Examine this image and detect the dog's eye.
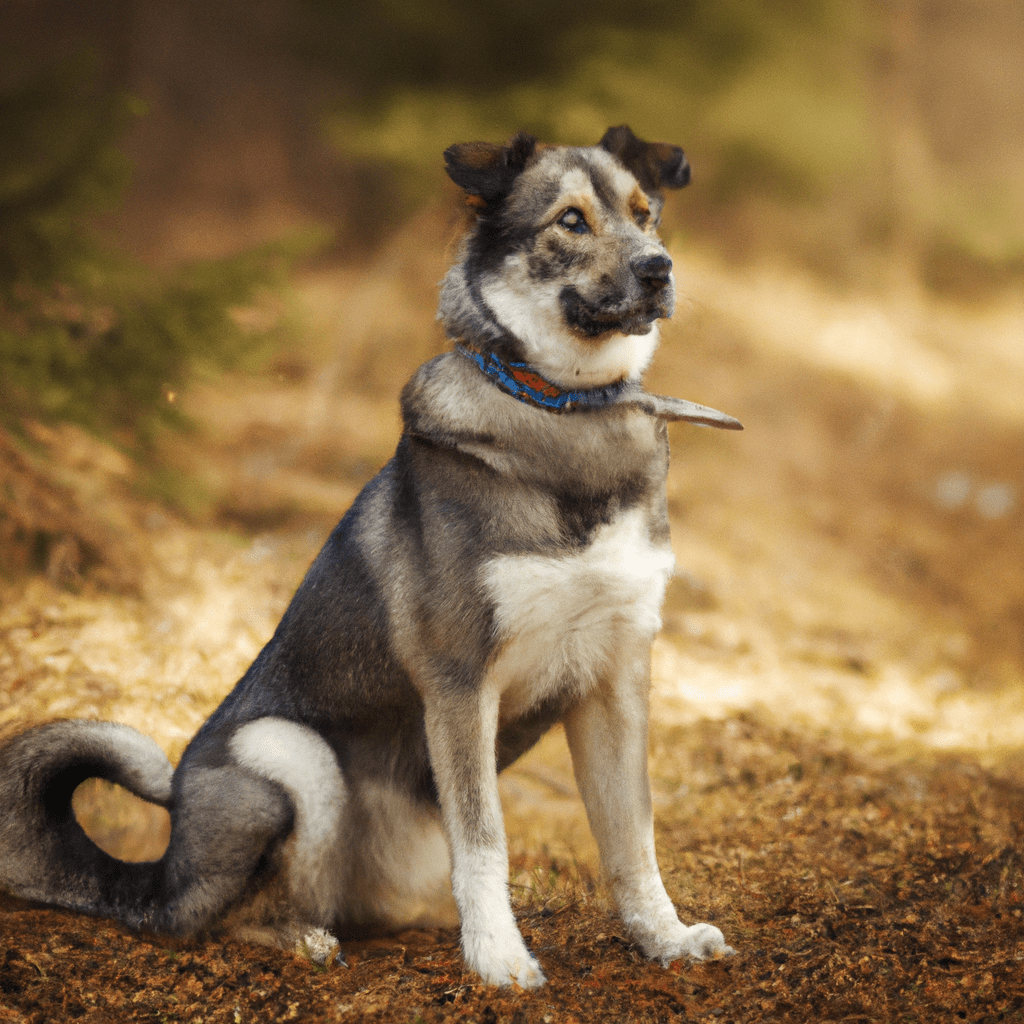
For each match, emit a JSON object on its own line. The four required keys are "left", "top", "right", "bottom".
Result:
{"left": 634, "top": 208, "right": 651, "bottom": 228}
{"left": 558, "top": 208, "right": 590, "bottom": 234}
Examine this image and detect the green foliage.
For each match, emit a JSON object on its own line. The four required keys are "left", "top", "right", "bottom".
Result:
{"left": 0, "top": 55, "right": 314, "bottom": 446}
{"left": 0, "top": 54, "right": 133, "bottom": 286}
{"left": 307, "top": 0, "right": 869, "bottom": 218}
{"left": 299, "top": 0, "right": 773, "bottom": 100}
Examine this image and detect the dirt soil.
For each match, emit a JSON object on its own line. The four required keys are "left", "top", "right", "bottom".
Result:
{"left": 1, "top": 215, "right": 1023, "bottom": 1022}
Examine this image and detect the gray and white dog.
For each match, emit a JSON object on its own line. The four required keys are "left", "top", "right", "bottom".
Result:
{"left": 0, "top": 126, "right": 740, "bottom": 988}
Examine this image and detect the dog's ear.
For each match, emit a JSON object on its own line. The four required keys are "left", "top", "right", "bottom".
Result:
{"left": 599, "top": 125, "right": 690, "bottom": 193}
{"left": 444, "top": 131, "right": 537, "bottom": 205}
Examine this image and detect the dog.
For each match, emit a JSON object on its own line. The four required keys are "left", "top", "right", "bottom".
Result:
{"left": 0, "top": 125, "right": 741, "bottom": 988}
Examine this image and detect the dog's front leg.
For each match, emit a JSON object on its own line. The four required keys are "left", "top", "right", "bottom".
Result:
{"left": 564, "top": 666, "right": 733, "bottom": 964}
{"left": 423, "top": 690, "right": 546, "bottom": 988}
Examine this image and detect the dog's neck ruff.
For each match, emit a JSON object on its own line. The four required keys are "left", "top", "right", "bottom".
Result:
{"left": 456, "top": 344, "right": 638, "bottom": 412}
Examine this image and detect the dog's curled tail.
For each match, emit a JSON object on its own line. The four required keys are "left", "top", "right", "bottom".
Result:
{"left": 0, "top": 720, "right": 172, "bottom": 924}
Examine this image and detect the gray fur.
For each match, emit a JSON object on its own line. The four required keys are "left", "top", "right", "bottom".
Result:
{"left": 0, "top": 127, "right": 739, "bottom": 986}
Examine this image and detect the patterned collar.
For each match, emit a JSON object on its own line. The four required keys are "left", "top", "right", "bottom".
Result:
{"left": 456, "top": 344, "right": 637, "bottom": 412}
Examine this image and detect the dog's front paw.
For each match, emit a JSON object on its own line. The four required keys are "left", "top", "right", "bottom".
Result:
{"left": 673, "top": 922, "right": 734, "bottom": 963}
{"left": 462, "top": 930, "right": 547, "bottom": 988}
{"left": 627, "top": 917, "right": 734, "bottom": 965}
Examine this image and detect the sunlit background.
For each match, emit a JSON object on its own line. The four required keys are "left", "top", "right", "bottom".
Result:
{"left": 1, "top": 0, "right": 1022, "bottom": 791}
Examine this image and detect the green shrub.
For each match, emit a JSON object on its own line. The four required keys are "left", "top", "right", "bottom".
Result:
{"left": 0, "top": 54, "right": 312, "bottom": 448}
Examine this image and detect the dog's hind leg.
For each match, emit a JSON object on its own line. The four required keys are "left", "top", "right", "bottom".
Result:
{"left": 156, "top": 717, "right": 346, "bottom": 957}
{"left": 563, "top": 654, "right": 733, "bottom": 964}
{"left": 227, "top": 718, "right": 346, "bottom": 925}
{"left": 423, "top": 689, "right": 546, "bottom": 989}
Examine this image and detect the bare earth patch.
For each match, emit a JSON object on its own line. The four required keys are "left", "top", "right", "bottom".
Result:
{"left": 1, "top": 719, "right": 1021, "bottom": 1023}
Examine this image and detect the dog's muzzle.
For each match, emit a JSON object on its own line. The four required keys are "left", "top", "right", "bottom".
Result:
{"left": 560, "top": 250, "right": 675, "bottom": 338}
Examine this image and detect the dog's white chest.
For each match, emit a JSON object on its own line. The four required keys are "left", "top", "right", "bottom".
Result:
{"left": 481, "top": 508, "right": 674, "bottom": 717}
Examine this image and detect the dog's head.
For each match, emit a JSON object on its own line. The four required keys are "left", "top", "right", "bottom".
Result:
{"left": 439, "top": 126, "right": 690, "bottom": 389}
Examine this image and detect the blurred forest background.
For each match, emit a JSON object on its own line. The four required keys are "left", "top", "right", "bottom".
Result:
{"left": 2, "top": 7, "right": 1023, "bottom": 1017}
{"left": 1, "top": 0, "right": 1022, "bottom": 755}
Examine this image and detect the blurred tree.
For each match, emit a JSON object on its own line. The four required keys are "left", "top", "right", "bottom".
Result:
{"left": 0, "top": 54, "right": 306, "bottom": 445}
{"left": 296, "top": 0, "right": 767, "bottom": 100}
{"left": 296, "top": 0, "right": 869, "bottom": 245}
{"left": 0, "top": 53, "right": 317, "bottom": 586}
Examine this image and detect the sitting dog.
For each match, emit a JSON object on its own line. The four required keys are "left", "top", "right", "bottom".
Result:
{"left": 0, "top": 125, "right": 740, "bottom": 988}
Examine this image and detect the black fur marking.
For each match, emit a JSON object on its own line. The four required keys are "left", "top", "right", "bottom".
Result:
{"left": 555, "top": 473, "right": 650, "bottom": 546}
{"left": 599, "top": 125, "right": 690, "bottom": 194}
{"left": 559, "top": 284, "right": 666, "bottom": 338}
{"left": 444, "top": 132, "right": 537, "bottom": 204}
{"left": 585, "top": 161, "right": 623, "bottom": 218}
{"left": 527, "top": 237, "right": 593, "bottom": 282}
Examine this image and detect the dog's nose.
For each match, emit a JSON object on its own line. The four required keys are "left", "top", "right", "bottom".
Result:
{"left": 633, "top": 253, "right": 673, "bottom": 290}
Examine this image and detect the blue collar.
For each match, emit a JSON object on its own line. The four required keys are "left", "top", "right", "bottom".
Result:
{"left": 456, "top": 344, "right": 637, "bottom": 412}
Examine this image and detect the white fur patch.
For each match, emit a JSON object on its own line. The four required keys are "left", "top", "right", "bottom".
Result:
{"left": 451, "top": 836, "right": 546, "bottom": 988}
{"left": 229, "top": 718, "right": 345, "bottom": 922}
{"left": 343, "top": 781, "right": 457, "bottom": 930}
{"left": 481, "top": 268, "right": 661, "bottom": 389}
{"left": 294, "top": 926, "right": 340, "bottom": 966}
{"left": 482, "top": 509, "right": 674, "bottom": 720}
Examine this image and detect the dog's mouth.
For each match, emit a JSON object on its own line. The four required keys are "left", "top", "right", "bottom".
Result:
{"left": 559, "top": 285, "right": 673, "bottom": 339}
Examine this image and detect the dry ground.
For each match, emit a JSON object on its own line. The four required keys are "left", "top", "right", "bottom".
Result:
{"left": 1, "top": 215, "right": 1023, "bottom": 1021}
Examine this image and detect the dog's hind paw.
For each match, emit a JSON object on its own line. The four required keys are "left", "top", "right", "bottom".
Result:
{"left": 294, "top": 927, "right": 341, "bottom": 966}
